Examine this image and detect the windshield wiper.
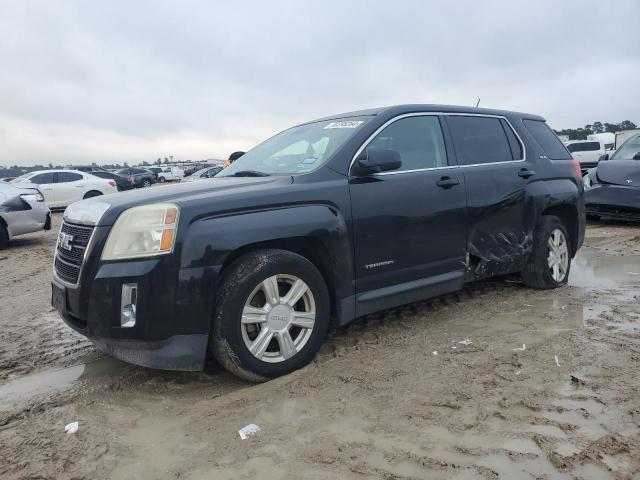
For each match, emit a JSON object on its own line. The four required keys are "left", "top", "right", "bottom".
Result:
{"left": 230, "top": 170, "right": 270, "bottom": 177}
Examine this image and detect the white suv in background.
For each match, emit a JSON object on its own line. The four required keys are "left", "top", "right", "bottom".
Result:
{"left": 564, "top": 140, "right": 612, "bottom": 171}
{"left": 10, "top": 170, "right": 118, "bottom": 208}
{"left": 157, "top": 166, "right": 184, "bottom": 182}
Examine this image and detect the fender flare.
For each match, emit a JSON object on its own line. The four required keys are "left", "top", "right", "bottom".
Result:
{"left": 175, "top": 204, "right": 355, "bottom": 333}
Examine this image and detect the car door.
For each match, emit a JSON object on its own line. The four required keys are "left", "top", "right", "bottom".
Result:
{"left": 583, "top": 141, "right": 602, "bottom": 164}
{"left": 349, "top": 114, "right": 467, "bottom": 316}
{"left": 28, "top": 172, "right": 56, "bottom": 206}
{"left": 54, "top": 171, "right": 86, "bottom": 206}
{"left": 445, "top": 114, "right": 530, "bottom": 278}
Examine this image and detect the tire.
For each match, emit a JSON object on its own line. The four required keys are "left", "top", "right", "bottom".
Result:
{"left": 83, "top": 190, "right": 102, "bottom": 199}
{"left": 142, "top": 180, "right": 151, "bottom": 187}
{"left": 159, "top": 177, "right": 166, "bottom": 183}
{"left": 522, "top": 215, "right": 571, "bottom": 289}
{"left": 0, "top": 222, "right": 8, "bottom": 250}
{"left": 211, "top": 249, "right": 330, "bottom": 382}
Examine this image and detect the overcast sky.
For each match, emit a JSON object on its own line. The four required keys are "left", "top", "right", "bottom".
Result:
{"left": 1, "top": 0, "right": 639, "bottom": 166}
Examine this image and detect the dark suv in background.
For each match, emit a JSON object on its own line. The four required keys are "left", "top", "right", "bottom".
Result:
{"left": 52, "top": 104, "right": 585, "bottom": 381}
{"left": 116, "top": 167, "right": 156, "bottom": 188}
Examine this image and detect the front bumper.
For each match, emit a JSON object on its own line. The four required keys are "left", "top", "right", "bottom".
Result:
{"left": 585, "top": 184, "right": 640, "bottom": 220}
{"left": 52, "top": 233, "right": 217, "bottom": 371}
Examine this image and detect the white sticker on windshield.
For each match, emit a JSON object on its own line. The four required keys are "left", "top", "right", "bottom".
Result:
{"left": 324, "top": 121, "right": 364, "bottom": 129}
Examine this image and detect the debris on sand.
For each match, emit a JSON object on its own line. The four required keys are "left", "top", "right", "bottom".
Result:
{"left": 555, "top": 355, "right": 561, "bottom": 367}
{"left": 570, "top": 374, "right": 587, "bottom": 386}
{"left": 238, "top": 424, "right": 260, "bottom": 440}
{"left": 432, "top": 351, "right": 438, "bottom": 356}
{"left": 458, "top": 338, "right": 472, "bottom": 346}
{"left": 65, "top": 422, "right": 79, "bottom": 434}
{"left": 513, "top": 344, "right": 526, "bottom": 351}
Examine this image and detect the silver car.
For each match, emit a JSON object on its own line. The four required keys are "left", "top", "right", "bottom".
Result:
{"left": 0, "top": 182, "right": 51, "bottom": 249}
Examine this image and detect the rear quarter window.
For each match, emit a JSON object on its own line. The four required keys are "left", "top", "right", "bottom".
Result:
{"left": 523, "top": 120, "right": 572, "bottom": 160}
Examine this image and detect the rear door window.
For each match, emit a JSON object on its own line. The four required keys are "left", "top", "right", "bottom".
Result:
{"left": 523, "top": 120, "right": 572, "bottom": 160}
{"left": 367, "top": 115, "right": 448, "bottom": 171}
{"left": 447, "top": 116, "right": 514, "bottom": 165}
{"left": 583, "top": 142, "right": 600, "bottom": 151}
{"left": 57, "top": 172, "right": 83, "bottom": 183}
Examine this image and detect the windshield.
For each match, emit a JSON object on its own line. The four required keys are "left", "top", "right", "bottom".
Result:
{"left": 611, "top": 135, "right": 640, "bottom": 160}
{"left": 219, "top": 116, "right": 371, "bottom": 176}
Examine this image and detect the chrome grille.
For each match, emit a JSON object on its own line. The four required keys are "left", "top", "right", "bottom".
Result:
{"left": 54, "top": 221, "right": 95, "bottom": 284}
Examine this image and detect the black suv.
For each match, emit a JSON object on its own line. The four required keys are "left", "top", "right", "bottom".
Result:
{"left": 116, "top": 167, "right": 156, "bottom": 188}
{"left": 52, "top": 105, "right": 585, "bottom": 381}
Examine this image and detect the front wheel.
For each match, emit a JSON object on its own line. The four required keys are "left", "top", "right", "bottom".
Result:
{"left": 159, "top": 177, "right": 166, "bottom": 183}
{"left": 142, "top": 180, "right": 151, "bottom": 187}
{"left": 522, "top": 215, "right": 571, "bottom": 289}
{"left": 210, "top": 249, "right": 330, "bottom": 382}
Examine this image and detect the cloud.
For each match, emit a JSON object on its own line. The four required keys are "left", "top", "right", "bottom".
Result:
{"left": 1, "top": 0, "right": 639, "bottom": 165}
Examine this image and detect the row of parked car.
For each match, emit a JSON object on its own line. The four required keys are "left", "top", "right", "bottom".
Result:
{"left": 0, "top": 163, "right": 225, "bottom": 248}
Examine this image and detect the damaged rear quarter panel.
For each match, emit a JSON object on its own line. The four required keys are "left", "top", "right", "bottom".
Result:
{"left": 466, "top": 177, "right": 581, "bottom": 281}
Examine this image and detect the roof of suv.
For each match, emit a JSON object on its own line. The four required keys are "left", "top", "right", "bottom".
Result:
{"left": 307, "top": 104, "right": 545, "bottom": 124}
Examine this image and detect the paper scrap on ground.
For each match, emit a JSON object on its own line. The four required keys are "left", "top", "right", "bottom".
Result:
{"left": 238, "top": 424, "right": 260, "bottom": 440}
{"left": 458, "top": 339, "right": 472, "bottom": 346}
{"left": 554, "top": 355, "right": 560, "bottom": 367}
{"left": 432, "top": 351, "right": 438, "bottom": 356}
{"left": 513, "top": 344, "right": 526, "bottom": 351}
{"left": 65, "top": 422, "right": 79, "bottom": 434}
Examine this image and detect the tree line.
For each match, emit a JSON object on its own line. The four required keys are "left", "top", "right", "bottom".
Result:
{"left": 554, "top": 120, "right": 637, "bottom": 140}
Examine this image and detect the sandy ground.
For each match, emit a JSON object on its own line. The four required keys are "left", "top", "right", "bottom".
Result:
{"left": 1, "top": 214, "right": 639, "bottom": 479}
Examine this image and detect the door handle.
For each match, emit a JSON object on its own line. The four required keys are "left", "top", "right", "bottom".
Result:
{"left": 436, "top": 176, "right": 460, "bottom": 188}
{"left": 518, "top": 168, "right": 536, "bottom": 179}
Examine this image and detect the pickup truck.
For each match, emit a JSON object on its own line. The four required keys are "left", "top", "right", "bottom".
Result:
{"left": 52, "top": 104, "right": 585, "bottom": 381}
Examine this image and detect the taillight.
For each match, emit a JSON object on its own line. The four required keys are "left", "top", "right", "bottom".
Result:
{"left": 571, "top": 158, "right": 582, "bottom": 178}
{"left": 108, "top": 180, "right": 116, "bottom": 187}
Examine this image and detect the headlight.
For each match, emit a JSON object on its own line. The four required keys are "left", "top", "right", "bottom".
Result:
{"left": 102, "top": 203, "right": 180, "bottom": 260}
{"left": 582, "top": 174, "right": 592, "bottom": 190}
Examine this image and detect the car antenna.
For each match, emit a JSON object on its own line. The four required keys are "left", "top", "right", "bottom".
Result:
{"left": 475, "top": 98, "right": 481, "bottom": 107}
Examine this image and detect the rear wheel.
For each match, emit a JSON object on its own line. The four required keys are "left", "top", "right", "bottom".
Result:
{"left": 83, "top": 190, "right": 102, "bottom": 199}
{"left": 0, "top": 223, "right": 8, "bottom": 249}
{"left": 210, "top": 249, "right": 330, "bottom": 382}
{"left": 142, "top": 179, "right": 151, "bottom": 187}
{"left": 522, "top": 215, "right": 571, "bottom": 289}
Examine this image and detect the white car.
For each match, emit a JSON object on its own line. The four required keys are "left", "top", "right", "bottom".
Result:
{"left": 564, "top": 140, "right": 608, "bottom": 169}
{"left": 10, "top": 169, "right": 118, "bottom": 209}
{"left": 156, "top": 166, "right": 184, "bottom": 182}
{"left": 0, "top": 182, "right": 51, "bottom": 249}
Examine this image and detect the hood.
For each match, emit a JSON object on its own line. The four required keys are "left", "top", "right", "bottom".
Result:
{"left": 65, "top": 175, "right": 294, "bottom": 226}
{"left": 596, "top": 160, "right": 640, "bottom": 187}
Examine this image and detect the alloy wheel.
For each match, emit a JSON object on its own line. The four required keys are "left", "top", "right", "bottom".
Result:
{"left": 241, "top": 274, "right": 316, "bottom": 363}
{"left": 547, "top": 228, "right": 569, "bottom": 282}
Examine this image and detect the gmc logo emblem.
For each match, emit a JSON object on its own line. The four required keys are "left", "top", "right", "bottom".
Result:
{"left": 59, "top": 232, "right": 74, "bottom": 251}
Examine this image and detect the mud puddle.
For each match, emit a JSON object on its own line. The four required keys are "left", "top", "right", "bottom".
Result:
{"left": 569, "top": 248, "right": 640, "bottom": 288}
{"left": 0, "top": 357, "right": 127, "bottom": 414}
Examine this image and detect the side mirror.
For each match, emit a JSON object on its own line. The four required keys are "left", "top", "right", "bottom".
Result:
{"left": 355, "top": 148, "right": 401, "bottom": 175}
{"left": 598, "top": 154, "right": 609, "bottom": 161}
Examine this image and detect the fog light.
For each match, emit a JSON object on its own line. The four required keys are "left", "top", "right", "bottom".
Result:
{"left": 121, "top": 283, "right": 137, "bottom": 328}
